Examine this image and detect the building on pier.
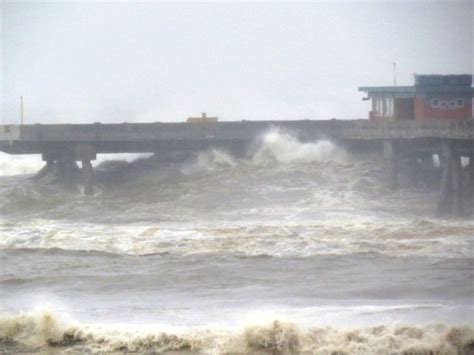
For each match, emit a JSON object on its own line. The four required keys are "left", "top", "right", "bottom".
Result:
{"left": 359, "top": 74, "right": 473, "bottom": 121}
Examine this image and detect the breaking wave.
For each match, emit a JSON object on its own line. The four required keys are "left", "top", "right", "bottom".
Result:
{"left": 1, "top": 311, "right": 473, "bottom": 354}
{"left": 191, "top": 129, "right": 346, "bottom": 172}
{"left": 0, "top": 152, "right": 43, "bottom": 176}
{"left": 252, "top": 129, "right": 347, "bottom": 165}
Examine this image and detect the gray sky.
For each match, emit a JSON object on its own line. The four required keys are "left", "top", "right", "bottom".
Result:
{"left": 1, "top": 1, "right": 472, "bottom": 124}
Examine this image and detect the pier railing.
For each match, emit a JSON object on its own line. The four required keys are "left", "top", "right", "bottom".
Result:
{"left": 330, "top": 119, "right": 474, "bottom": 139}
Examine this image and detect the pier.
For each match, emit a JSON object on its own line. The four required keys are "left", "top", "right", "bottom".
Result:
{"left": 1, "top": 119, "right": 473, "bottom": 216}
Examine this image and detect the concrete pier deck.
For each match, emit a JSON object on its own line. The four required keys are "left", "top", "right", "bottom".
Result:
{"left": 1, "top": 119, "right": 473, "bottom": 215}
{"left": 1, "top": 119, "right": 473, "bottom": 155}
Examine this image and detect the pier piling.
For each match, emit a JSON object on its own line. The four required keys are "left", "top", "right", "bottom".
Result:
{"left": 34, "top": 160, "right": 54, "bottom": 181}
{"left": 383, "top": 140, "right": 399, "bottom": 189}
{"left": 437, "top": 142, "right": 453, "bottom": 216}
{"left": 82, "top": 160, "right": 94, "bottom": 195}
{"left": 437, "top": 160, "right": 452, "bottom": 216}
{"left": 469, "top": 155, "right": 474, "bottom": 190}
{"left": 437, "top": 142, "right": 466, "bottom": 217}
{"left": 452, "top": 155, "right": 464, "bottom": 216}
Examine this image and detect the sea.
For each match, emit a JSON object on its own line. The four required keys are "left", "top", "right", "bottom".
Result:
{"left": 0, "top": 130, "right": 473, "bottom": 354}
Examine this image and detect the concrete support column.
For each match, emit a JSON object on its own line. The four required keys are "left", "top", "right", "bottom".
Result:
{"left": 437, "top": 142, "right": 453, "bottom": 216}
{"left": 55, "top": 160, "right": 65, "bottom": 181}
{"left": 53, "top": 148, "right": 77, "bottom": 189}
{"left": 470, "top": 155, "right": 474, "bottom": 182}
{"left": 418, "top": 154, "right": 436, "bottom": 187}
{"left": 82, "top": 160, "right": 94, "bottom": 195}
{"left": 437, "top": 142, "right": 464, "bottom": 217}
{"left": 75, "top": 144, "right": 96, "bottom": 196}
{"left": 383, "top": 140, "right": 398, "bottom": 189}
{"left": 34, "top": 160, "right": 54, "bottom": 180}
{"left": 62, "top": 160, "right": 77, "bottom": 189}
{"left": 420, "top": 154, "right": 434, "bottom": 169}
{"left": 452, "top": 155, "right": 464, "bottom": 216}
{"left": 467, "top": 154, "right": 474, "bottom": 208}
{"left": 37, "top": 145, "right": 96, "bottom": 194}
{"left": 406, "top": 158, "right": 421, "bottom": 187}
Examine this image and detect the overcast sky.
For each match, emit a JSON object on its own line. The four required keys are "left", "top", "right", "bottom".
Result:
{"left": 1, "top": 1, "right": 472, "bottom": 124}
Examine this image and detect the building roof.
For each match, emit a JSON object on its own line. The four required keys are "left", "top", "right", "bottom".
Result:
{"left": 358, "top": 86, "right": 415, "bottom": 93}
{"left": 359, "top": 84, "right": 474, "bottom": 98}
{"left": 359, "top": 74, "right": 473, "bottom": 98}
{"left": 358, "top": 86, "right": 416, "bottom": 98}
{"left": 415, "top": 74, "right": 471, "bottom": 87}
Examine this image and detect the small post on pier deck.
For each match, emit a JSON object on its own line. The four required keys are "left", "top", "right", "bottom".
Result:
{"left": 82, "top": 160, "right": 94, "bottom": 195}
{"left": 383, "top": 140, "right": 398, "bottom": 189}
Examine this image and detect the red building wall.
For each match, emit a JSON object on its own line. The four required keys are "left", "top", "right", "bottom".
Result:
{"left": 414, "top": 97, "right": 424, "bottom": 120}
{"left": 415, "top": 96, "right": 472, "bottom": 120}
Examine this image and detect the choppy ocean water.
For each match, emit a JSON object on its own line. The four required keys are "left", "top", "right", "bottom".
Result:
{"left": 1, "top": 130, "right": 473, "bottom": 354}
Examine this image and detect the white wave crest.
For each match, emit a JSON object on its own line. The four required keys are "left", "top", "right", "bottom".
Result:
{"left": 0, "top": 153, "right": 43, "bottom": 176}
{"left": 252, "top": 128, "right": 346, "bottom": 165}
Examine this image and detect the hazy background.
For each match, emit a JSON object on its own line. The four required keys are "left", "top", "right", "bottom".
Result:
{"left": 1, "top": 0, "right": 472, "bottom": 124}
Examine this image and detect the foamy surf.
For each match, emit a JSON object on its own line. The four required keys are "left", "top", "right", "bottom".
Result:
{"left": 1, "top": 311, "right": 473, "bottom": 354}
{"left": 1, "top": 218, "right": 472, "bottom": 258}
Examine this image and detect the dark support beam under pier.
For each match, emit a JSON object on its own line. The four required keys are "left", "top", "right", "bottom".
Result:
{"left": 405, "top": 157, "right": 421, "bottom": 187}
{"left": 37, "top": 144, "right": 97, "bottom": 193}
{"left": 437, "top": 158, "right": 452, "bottom": 216}
{"left": 420, "top": 154, "right": 434, "bottom": 169}
{"left": 468, "top": 154, "right": 474, "bottom": 206}
{"left": 41, "top": 150, "right": 76, "bottom": 188}
{"left": 437, "top": 142, "right": 465, "bottom": 217}
{"left": 82, "top": 160, "right": 94, "bottom": 195}
{"left": 470, "top": 155, "right": 474, "bottom": 182}
{"left": 452, "top": 155, "right": 464, "bottom": 216}
{"left": 76, "top": 144, "right": 96, "bottom": 195}
{"left": 383, "top": 140, "right": 399, "bottom": 189}
{"left": 65, "top": 162, "right": 78, "bottom": 189}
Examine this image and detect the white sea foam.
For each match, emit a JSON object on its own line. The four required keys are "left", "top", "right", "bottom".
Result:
{"left": 252, "top": 128, "right": 347, "bottom": 165}
{"left": 0, "top": 152, "right": 43, "bottom": 176}
{"left": 0, "top": 310, "right": 472, "bottom": 354}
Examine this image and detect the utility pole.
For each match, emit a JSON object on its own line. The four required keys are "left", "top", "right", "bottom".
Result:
{"left": 393, "top": 62, "right": 397, "bottom": 86}
{"left": 20, "top": 96, "right": 24, "bottom": 125}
